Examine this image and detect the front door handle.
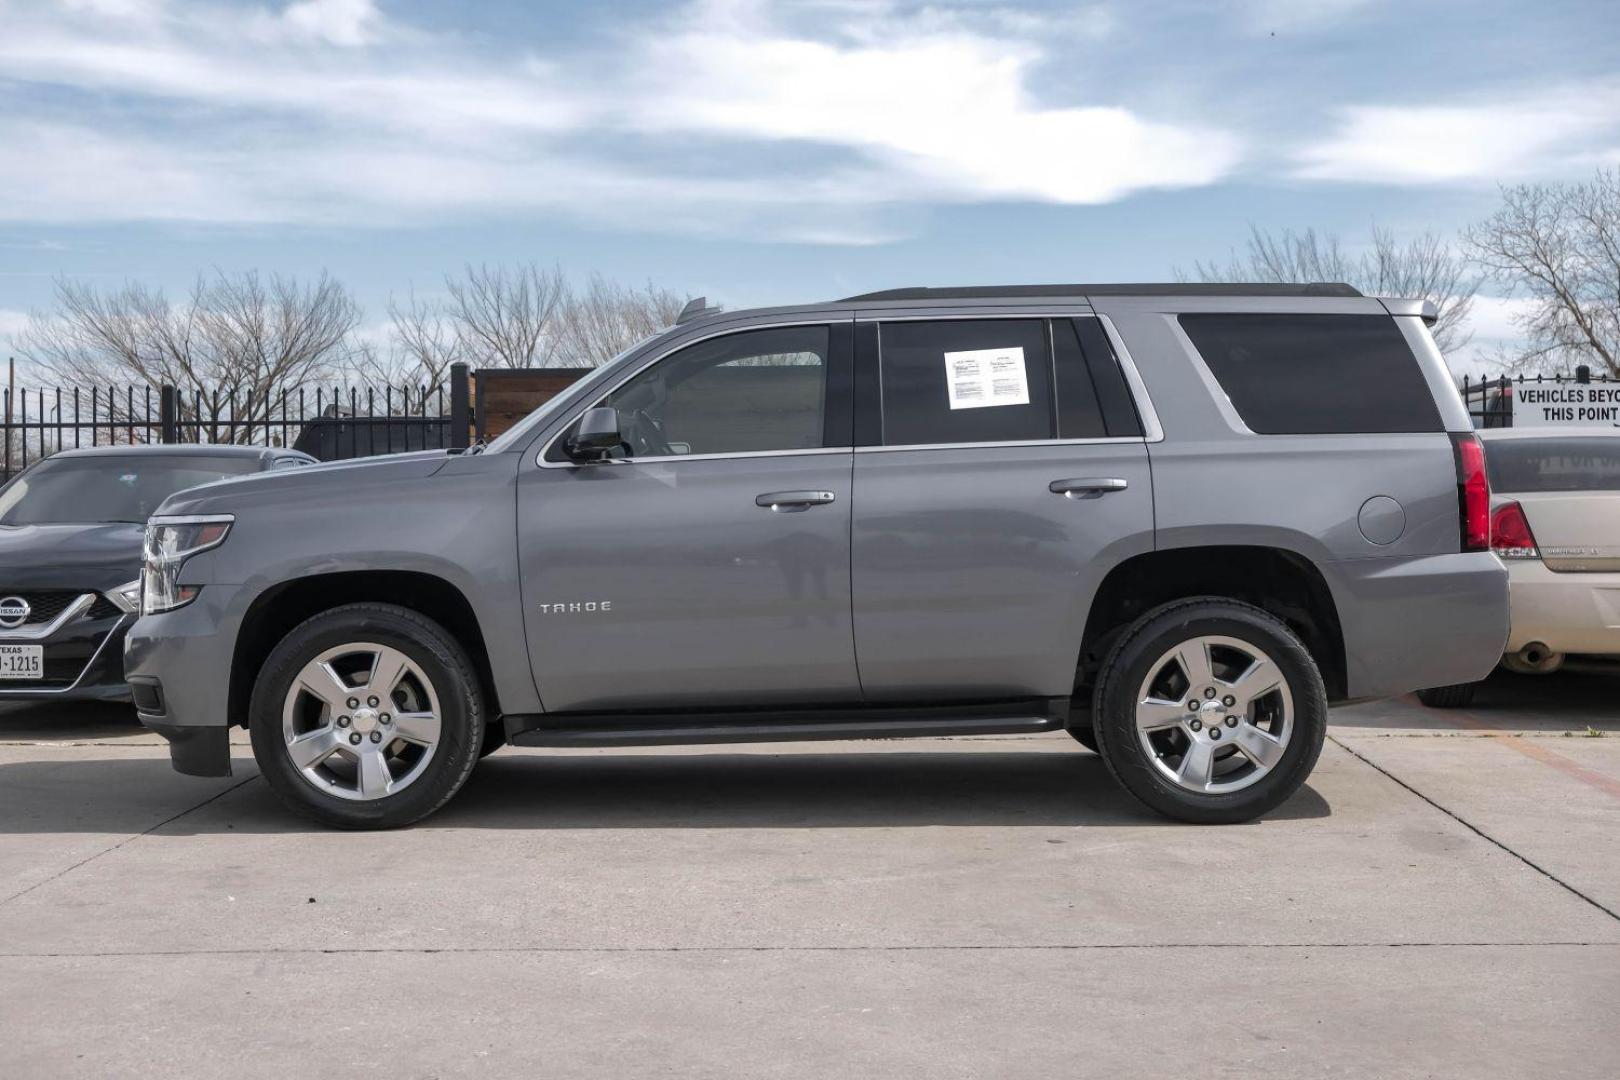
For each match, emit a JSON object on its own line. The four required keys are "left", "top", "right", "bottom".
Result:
{"left": 755, "top": 489, "right": 837, "bottom": 513}
{"left": 1049, "top": 477, "right": 1128, "bottom": 500}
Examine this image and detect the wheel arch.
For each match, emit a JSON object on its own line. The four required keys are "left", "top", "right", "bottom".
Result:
{"left": 1077, "top": 544, "right": 1347, "bottom": 703}
{"left": 229, "top": 570, "right": 500, "bottom": 728}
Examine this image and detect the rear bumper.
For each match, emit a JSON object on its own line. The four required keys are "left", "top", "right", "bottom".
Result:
{"left": 1504, "top": 561, "right": 1620, "bottom": 656}
{"left": 1326, "top": 551, "right": 1510, "bottom": 698}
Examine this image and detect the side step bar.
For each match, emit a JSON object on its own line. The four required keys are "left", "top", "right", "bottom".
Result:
{"left": 505, "top": 699, "right": 1069, "bottom": 749}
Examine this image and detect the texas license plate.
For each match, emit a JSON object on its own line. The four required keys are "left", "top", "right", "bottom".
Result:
{"left": 0, "top": 644, "right": 43, "bottom": 680}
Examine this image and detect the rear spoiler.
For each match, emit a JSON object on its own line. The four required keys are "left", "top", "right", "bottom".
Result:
{"left": 1377, "top": 297, "right": 1439, "bottom": 325}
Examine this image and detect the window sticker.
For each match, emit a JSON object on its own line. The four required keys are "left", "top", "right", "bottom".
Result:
{"left": 943, "top": 347, "right": 1030, "bottom": 410}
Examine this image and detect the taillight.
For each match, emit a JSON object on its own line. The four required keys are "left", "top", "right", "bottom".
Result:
{"left": 1451, "top": 432, "right": 1490, "bottom": 552}
{"left": 1490, "top": 501, "right": 1540, "bottom": 559}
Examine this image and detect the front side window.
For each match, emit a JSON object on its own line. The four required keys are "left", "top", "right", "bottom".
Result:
{"left": 575, "top": 325, "right": 831, "bottom": 459}
{"left": 878, "top": 319, "right": 1055, "bottom": 446}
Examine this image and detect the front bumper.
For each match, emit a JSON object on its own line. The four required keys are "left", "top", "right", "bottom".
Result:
{"left": 1504, "top": 561, "right": 1620, "bottom": 656}
{"left": 0, "top": 611, "right": 133, "bottom": 703}
{"left": 125, "top": 585, "right": 245, "bottom": 778}
{"left": 1326, "top": 551, "right": 1510, "bottom": 699}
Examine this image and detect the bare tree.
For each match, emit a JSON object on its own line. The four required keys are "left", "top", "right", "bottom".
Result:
{"left": 1185, "top": 225, "right": 1478, "bottom": 353}
{"left": 444, "top": 262, "right": 569, "bottom": 369}
{"left": 1463, "top": 170, "right": 1620, "bottom": 377}
{"left": 17, "top": 270, "right": 363, "bottom": 440}
{"left": 426, "top": 264, "right": 688, "bottom": 370}
{"left": 555, "top": 274, "right": 688, "bottom": 367}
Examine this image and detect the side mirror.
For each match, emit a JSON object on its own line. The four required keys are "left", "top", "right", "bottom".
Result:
{"left": 566, "top": 406, "right": 623, "bottom": 461}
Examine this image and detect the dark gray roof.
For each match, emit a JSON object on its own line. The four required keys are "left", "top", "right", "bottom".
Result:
{"left": 841, "top": 283, "right": 1363, "bottom": 302}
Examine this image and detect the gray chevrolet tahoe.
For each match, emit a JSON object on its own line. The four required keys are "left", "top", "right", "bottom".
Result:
{"left": 126, "top": 283, "right": 1509, "bottom": 829}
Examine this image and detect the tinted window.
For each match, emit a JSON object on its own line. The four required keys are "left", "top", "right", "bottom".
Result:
{"left": 594, "top": 325, "right": 829, "bottom": 458}
{"left": 1179, "top": 314, "right": 1442, "bottom": 435}
{"left": 879, "top": 319, "right": 1054, "bottom": 445}
{"left": 0, "top": 455, "right": 261, "bottom": 525}
{"left": 1484, "top": 437, "right": 1620, "bottom": 492}
{"left": 1052, "top": 318, "right": 1106, "bottom": 439}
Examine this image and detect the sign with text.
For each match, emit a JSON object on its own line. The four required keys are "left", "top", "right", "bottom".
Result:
{"left": 1514, "top": 383, "right": 1620, "bottom": 428}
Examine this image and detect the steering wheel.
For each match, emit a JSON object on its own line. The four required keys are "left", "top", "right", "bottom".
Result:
{"left": 625, "top": 408, "right": 675, "bottom": 458}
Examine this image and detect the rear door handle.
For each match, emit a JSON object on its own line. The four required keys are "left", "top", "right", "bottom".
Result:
{"left": 1049, "top": 477, "right": 1128, "bottom": 499}
{"left": 755, "top": 489, "right": 837, "bottom": 513}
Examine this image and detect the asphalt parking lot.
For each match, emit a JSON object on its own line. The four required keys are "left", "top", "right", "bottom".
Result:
{"left": 2, "top": 671, "right": 1617, "bottom": 1079}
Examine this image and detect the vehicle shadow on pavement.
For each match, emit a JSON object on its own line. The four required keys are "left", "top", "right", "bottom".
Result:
{"left": 1330, "top": 667, "right": 1620, "bottom": 732}
{"left": 0, "top": 749, "right": 1331, "bottom": 833}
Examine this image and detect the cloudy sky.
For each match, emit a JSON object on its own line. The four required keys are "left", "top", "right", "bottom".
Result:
{"left": 1, "top": 0, "right": 1617, "bottom": 365}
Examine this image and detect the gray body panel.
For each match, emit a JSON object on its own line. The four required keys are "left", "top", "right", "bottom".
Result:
{"left": 851, "top": 442, "right": 1153, "bottom": 699}
{"left": 126, "top": 284, "right": 1509, "bottom": 754}
{"left": 519, "top": 452, "right": 860, "bottom": 711}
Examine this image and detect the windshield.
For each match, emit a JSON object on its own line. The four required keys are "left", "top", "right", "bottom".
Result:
{"left": 0, "top": 455, "right": 261, "bottom": 526}
{"left": 1484, "top": 436, "right": 1620, "bottom": 493}
{"left": 483, "top": 333, "right": 664, "bottom": 454}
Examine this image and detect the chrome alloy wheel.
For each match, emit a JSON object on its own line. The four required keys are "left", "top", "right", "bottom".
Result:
{"left": 1134, "top": 634, "right": 1294, "bottom": 795}
{"left": 281, "top": 642, "right": 442, "bottom": 802}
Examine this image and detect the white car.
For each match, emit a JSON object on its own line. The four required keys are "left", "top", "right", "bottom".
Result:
{"left": 1420, "top": 427, "right": 1620, "bottom": 707}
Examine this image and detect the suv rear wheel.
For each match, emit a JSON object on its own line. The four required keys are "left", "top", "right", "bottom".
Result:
{"left": 1091, "top": 598, "right": 1327, "bottom": 824}
{"left": 249, "top": 603, "right": 484, "bottom": 829}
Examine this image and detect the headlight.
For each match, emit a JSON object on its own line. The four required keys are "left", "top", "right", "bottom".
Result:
{"left": 142, "top": 515, "right": 234, "bottom": 616}
{"left": 104, "top": 578, "right": 143, "bottom": 614}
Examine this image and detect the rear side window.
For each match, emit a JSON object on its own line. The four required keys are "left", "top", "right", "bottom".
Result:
{"left": 1179, "top": 314, "right": 1442, "bottom": 435}
{"left": 876, "top": 317, "right": 1141, "bottom": 446}
{"left": 878, "top": 319, "right": 1054, "bottom": 445}
{"left": 1484, "top": 437, "right": 1620, "bottom": 492}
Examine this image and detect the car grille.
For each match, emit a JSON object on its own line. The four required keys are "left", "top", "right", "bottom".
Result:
{"left": 1, "top": 590, "right": 78, "bottom": 626}
{"left": 0, "top": 589, "right": 125, "bottom": 691}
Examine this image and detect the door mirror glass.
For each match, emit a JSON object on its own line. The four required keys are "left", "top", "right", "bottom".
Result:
{"left": 566, "top": 406, "right": 624, "bottom": 461}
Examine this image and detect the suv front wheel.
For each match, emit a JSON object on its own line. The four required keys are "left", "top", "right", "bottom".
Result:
{"left": 249, "top": 603, "right": 485, "bottom": 829}
{"left": 1091, "top": 598, "right": 1327, "bottom": 824}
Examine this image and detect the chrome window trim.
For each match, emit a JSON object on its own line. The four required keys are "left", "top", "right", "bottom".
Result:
{"left": 0, "top": 593, "right": 97, "bottom": 643}
{"left": 0, "top": 613, "right": 128, "bottom": 695}
{"left": 857, "top": 437, "right": 1148, "bottom": 454}
{"left": 536, "top": 318, "right": 846, "bottom": 469}
{"left": 1094, "top": 313, "right": 1164, "bottom": 443}
{"left": 536, "top": 311, "right": 1166, "bottom": 468}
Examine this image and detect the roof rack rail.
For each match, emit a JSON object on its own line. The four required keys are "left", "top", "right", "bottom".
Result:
{"left": 841, "top": 283, "right": 1363, "bottom": 302}
{"left": 676, "top": 296, "right": 723, "bottom": 324}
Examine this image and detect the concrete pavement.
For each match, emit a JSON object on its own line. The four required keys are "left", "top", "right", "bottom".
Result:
{"left": 1, "top": 670, "right": 1617, "bottom": 1078}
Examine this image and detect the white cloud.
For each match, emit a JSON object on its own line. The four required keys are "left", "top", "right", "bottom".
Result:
{"left": 0, "top": 0, "right": 1240, "bottom": 240}
{"left": 1295, "top": 84, "right": 1620, "bottom": 184}
{"left": 1443, "top": 295, "right": 1538, "bottom": 374}
{"left": 629, "top": 7, "right": 1239, "bottom": 204}
{"left": 277, "top": 0, "right": 381, "bottom": 47}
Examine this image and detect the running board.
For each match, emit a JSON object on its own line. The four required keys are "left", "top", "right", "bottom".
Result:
{"left": 505, "top": 699, "right": 1068, "bottom": 748}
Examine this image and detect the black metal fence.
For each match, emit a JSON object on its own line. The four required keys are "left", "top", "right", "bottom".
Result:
{"left": 1460, "top": 367, "right": 1620, "bottom": 429}
{"left": 3, "top": 363, "right": 471, "bottom": 483}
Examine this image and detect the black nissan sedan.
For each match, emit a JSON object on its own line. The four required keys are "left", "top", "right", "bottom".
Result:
{"left": 0, "top": 445, "right": 314, "bottom": 703}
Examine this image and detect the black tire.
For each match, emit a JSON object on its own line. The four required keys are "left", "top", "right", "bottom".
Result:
{"left": 1091, "top": 597, "right": 1327, "bottom": 825}
{"left": 1067, "top": 726, "right": 1099, "bottom": 753}
{"left": 1416, "top": 682, "right": 1477, "bottom": 709}
{"left": 249, "top": 603, "right": 485, "bottom": 829}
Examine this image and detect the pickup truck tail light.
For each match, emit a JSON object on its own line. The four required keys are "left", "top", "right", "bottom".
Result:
{"left": 1451, "top": 433, "right": 1490, "bottom": 552}
{"left": 1490, "top": 501, "right": 1540, "bottom": 559}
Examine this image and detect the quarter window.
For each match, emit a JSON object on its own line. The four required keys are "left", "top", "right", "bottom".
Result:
{"left": 578, "top": 325, "right": 831, "bottom": 459}
{"left": 1179, "top": 314, "right": 1442, "bottom": 435}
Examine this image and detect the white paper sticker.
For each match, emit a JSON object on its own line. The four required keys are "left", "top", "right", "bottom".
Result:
{"left": 943, "top": 347, "right": 1030, "bottom": 410}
